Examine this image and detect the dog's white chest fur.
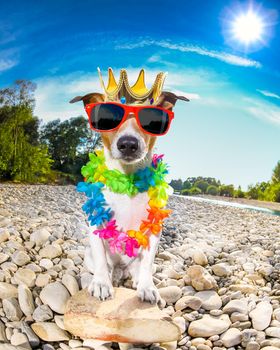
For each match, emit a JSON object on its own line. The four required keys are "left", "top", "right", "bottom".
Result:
{"left": 84, "top": 147, "right": 163, "bottom": 303}
{"left": 103, "top": 189, "right": 150, "bottom": 232}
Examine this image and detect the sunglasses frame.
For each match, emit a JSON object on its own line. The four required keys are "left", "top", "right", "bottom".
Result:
{"left": 85, "top": 102, "right": 174, "bottom": 136}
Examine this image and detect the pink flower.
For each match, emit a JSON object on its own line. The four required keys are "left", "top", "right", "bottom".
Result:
{"left": 93, "top": 220, "right": 140, "bottom": 258}
{"left": 152, "top": 154, "right": 164, "bottom": 168}
{"left": 93, "top": 219, "right": 118, "bottom": 239}
{"left": 109, "top": 231, "right": 127, "bottom": 254}
{"left": 125, "top": 237, "right": 139, "bottom": 257}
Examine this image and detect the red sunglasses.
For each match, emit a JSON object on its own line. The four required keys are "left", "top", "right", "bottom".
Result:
{"left": 85, "top": 102, "right": 174, "bottom": 136}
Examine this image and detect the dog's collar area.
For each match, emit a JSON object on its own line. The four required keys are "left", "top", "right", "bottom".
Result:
{"left": 77, "top": 148, "right": 172, "bottom": 258}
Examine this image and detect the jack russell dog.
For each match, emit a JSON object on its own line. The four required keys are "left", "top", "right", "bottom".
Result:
{"left": 70, "top": 68, "right": 188, "bottom": 304}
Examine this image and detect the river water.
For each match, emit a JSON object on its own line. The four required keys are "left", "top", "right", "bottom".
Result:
{"left": 175, "top": 195, "right": 280, "bottom": 217}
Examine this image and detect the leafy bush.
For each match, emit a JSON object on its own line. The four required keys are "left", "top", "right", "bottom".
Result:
{"left": 234, "top": 186, "right": 245, "bottom": 198}
{"left": 194, "top": 180, "right": 209, "bottom": 193}
{"left": 219, "top": 185, "right": 234, "bottom": 197}
{"left": 189, "top": 187, "right": 202, "bottom": 195}
{"left": 206, "top": 185, "right": 219, "bottom": 196}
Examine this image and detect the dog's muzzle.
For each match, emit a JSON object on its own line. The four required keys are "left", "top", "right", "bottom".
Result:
{"left": 117, "top": 136, "right": 140, "bottom": 161}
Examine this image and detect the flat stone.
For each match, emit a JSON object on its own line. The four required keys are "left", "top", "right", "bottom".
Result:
{"left": 31, "top": 322, "right": 70, "bottom": 341}
{"left": 0, "top": 345, "right": 31, "bottom": 350}
{"left": 35, "top": 273, "right": 51, "bottom": 287}
{"left": 40, "top": 282, "right": 70, "bottom": 314}
{"left": 21, "top": 321, "right": 40, "bottom": 348}
{"left": 11, "top": 251, "right": 31, "bottom": 266}
{"left": 188, "top": 314, "right": 231, "bottom": 337}
{"left": 212, "top": 263, "right": 231, "bottom": 277}
{"left": 187, "top": 265, "right": 217, "bottom": 291}
{"left": 3, "top": 297, "right": 23, "bottom": 321}
{"left": 32, "top": 305, "right": 53, "bottom": 322}
{"left": 39, "top": 258, "right": 53, "bottom": 270}
{"left": 223, "top": 299, "right": 248, "bottom": 314}
{"left": 249, "top": 301, "right": 272, "bottom": 331}
{"left": 173, "top": 316, "right": 186, "bottom": 333}
{"left": 39, "top": 244, "right": 62, "bottom": 259}
{"left": 30, "top": 228, "right": 50, "bottom": 246}
{"left": 10, "top": 332, "right": 31, "bottom": 349}
{"left": 192, "top": 251, "right": 208, "bottom": 266}
{"left": 265, "top": 327, "right": 280, "bottom": 338}
{"left": 229, "top": 284, "right": 257, "bottom": 294}
{"left": 18, "top": 284, "right": 35, "bottom": 316}
{"left": 64, "top": 288, "right": 181, "bottom": 343}
{"left": 14, "top": 268, "right": 36, "bottom": 287}
{"left": 158, "top": 286, "right": 182, "bottom": 303}
{"left": 0, "top": 282, "right": 18, "bottom": 299}
{"left": 220, "top": 328, "right": 242, "bottom": 347}
{"left": 0, "top": 319, "right": 7, "bottom": 342}
{"left": 175, "top": 296, "right": 202, "bottom": 311}
{"left": 231, "top": 312, "right": 249, "bottom": 322}
{"left": 54, "top": 314, "right": 66, "bottom": 330}
{"left": 274, "top": 308, "right": 280, "bottom": 322}
{"left": 0, "top": 229, "right": 10, "bottom": 243}
{"left": 62, "top": 274, "right": 79, "bottom": 296}
{"left": 0, "top": 252, "right": 9, "bottom": 264}
{"left": 195, "top": 291, "right": 222, "bottom": 310}
{"left": 246, "top": 341, "right": 260, "bottom": 350}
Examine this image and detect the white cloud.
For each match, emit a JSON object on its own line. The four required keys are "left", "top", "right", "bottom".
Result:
{"left": 245, "top": 97, "right": 280, "bottom": 126}
{"left": 116, "top": 39, "right": 262, "bottom": 68}
{"left": 147, "top": 54, "right": 161, "bottom": 63}
{"left": 257, "top": 89, "right": 280, "bottom": 100}
{"left": 0, "top": 58, "right": 17, "bottom": 72}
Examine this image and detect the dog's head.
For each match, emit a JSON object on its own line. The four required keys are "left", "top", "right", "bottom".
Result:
{"left": 70, "top": 91, "right": 188, "bottom": 164}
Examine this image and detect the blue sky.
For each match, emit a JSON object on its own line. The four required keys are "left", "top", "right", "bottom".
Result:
{"left": 1, "top": 0, "right": 280, "bottom": 189}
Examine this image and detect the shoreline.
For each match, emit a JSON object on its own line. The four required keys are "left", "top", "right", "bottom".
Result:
{"left": 198, "top": 194, "right": 280, "bottom": 212}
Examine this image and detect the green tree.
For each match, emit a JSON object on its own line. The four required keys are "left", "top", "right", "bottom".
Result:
{"left": 219, "top": 184, "right": 234, "bottom": 197}
{"left": 40, "top": 116, "right": 101, "bottom": 180}
{"left": 206, "top": 185, "right": 219, "bottom": 195}
{"left": 272, "top": 161, "right": 280, "bottom": 183}
{"left": 189, "top": 187, "right": 202, "bottom": 195}
{"left": 235, "top": 185, "right": 245, "bottom": 198}
{"left": 182, "top": 180, "right": 192, "bottom": 190}
{"left": 170, "top": 179, "right": 183, "bottom": 191}
{"left": 0, "top": 80, "right": 36, "bottom": 110}
{"left": 0, "top": 104, "right": 52, "bottom": 182}
{"left": 194, "top": 180, "right": 209, "bottom": 193}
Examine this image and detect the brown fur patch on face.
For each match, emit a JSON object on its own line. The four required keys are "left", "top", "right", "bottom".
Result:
{"left": 101, "top": 132, "right": 115, "bottom": 150}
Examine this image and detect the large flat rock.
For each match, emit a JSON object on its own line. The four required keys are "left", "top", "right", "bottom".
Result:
{"left": 64, "top": 288, "right": 180, "bottom": 343}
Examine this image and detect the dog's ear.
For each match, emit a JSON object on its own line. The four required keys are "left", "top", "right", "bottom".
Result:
{"left": 155, "top": 91, "right": 189, "bottom": 110}
{"left": 69, "top": 93, "right": 105, "bottom": 107}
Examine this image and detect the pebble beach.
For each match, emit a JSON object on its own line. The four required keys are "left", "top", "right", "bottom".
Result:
{"left": 0, "top": 184, "right": 280, "bottom": 350}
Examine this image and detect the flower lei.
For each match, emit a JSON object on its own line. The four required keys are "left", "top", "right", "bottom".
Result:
{"left": 77, "top": 149, "right": 172, "bottom": 257}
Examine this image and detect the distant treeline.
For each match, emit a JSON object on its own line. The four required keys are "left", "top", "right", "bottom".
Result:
{"left": 170, "top": 168, "right": 280, "bottom": 203}
{"left": 0, "top": 80, "right": 100, "bottom": 184}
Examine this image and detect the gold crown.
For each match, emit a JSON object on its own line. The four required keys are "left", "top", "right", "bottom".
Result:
{"left": 97, "top": 67, "right": 167, "bottom": 103}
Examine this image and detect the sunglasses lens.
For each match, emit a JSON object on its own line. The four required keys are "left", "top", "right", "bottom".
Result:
{"left": 90, "top": 104, "right": 125, "bottom": 130}
{"left": 138, "top": 108, "right": 169, "bottom": 135}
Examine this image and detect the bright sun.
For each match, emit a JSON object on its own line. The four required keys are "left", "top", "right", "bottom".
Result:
{"left": 232, "top": 11, "right": 264, "bottom": 43}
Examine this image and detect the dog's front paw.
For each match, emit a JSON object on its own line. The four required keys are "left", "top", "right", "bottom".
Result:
{"left": 88, "top": 277, "right": 114, "bottom": 301}
{"left": 137, "top": 283, "right": 160, "bottom": 304}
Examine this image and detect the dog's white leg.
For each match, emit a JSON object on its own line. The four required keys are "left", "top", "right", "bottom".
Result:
{"left": 85, "top": 232, "right": 114, "bottom": 300}
{"left": 136, "top": 232, "right": 161, "bottom": 304}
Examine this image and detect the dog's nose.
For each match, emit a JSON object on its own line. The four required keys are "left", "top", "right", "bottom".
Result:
{"left": 117, "top": 136, "right": 139, "bottom": 156}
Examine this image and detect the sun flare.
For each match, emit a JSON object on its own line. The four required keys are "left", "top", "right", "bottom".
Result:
{"left": 232, "top": 11, "right": 264, "bottom": 43}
